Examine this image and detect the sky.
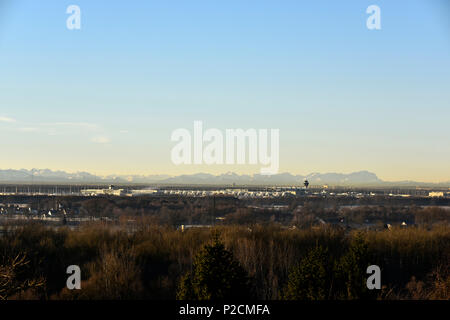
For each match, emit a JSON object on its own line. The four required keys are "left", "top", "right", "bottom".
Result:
{"left": 0, "top": 0, "right": 449, "bottom": 182}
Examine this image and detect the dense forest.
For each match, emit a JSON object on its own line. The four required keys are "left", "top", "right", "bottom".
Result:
{"left": 0, "top": 222, "right": 448, "bottom": 300}
{"left": 1, "top": 194, "right": 449, "bottom": 300}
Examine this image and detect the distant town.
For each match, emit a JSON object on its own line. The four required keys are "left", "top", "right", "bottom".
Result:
{"left": 1, "top": 182, "right": 448, "bottom": 234}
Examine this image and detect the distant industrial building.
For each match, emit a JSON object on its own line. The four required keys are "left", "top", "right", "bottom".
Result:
{"left": 429, "top": 191, "right": 444, "bottom": 197}
{"left": 130, "top": 189, "right": 159, "bottom": 196}
{"left": 81, "top": 185, "right": 126, "bottom": 196}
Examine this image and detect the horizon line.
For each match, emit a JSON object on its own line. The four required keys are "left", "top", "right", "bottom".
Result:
{"left": 0, "top": 167, "right": 449, "bottom": 185}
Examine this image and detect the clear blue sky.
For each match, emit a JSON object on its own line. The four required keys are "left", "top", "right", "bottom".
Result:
{"left": 0, "top": 0, "right": 449, "bottom": 182}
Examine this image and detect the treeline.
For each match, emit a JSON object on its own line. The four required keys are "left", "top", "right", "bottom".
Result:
{"left": 0, "top": 223, "right": 448, "bottom": 300}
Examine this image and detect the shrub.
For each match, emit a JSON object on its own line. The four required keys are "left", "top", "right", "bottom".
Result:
{"left": 283, "top": 246, "right": 331, "bottom": 300}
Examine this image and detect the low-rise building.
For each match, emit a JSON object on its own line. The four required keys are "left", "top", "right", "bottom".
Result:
{"left": 429, "top": 191, "right": 444, "bottom": 197}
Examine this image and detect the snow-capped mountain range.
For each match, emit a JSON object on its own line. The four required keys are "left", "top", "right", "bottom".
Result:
{"left": 0, "top": 169, "right": 448, "bottom": 187}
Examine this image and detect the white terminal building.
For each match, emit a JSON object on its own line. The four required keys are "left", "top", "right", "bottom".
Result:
{"left": 81, "top": 185, "right": 126, "bottom": 197}
{"left": 429, "top": 191, "right": 444, "bottom": 197}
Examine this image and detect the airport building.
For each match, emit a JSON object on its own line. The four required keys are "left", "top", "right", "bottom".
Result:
{"left": 81, "top": 185, "right": 126, "bottom": 197}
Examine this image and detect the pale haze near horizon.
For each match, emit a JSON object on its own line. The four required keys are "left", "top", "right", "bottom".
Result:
{"left": 0, "top": 1, "right": 449, "bottom": 183}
